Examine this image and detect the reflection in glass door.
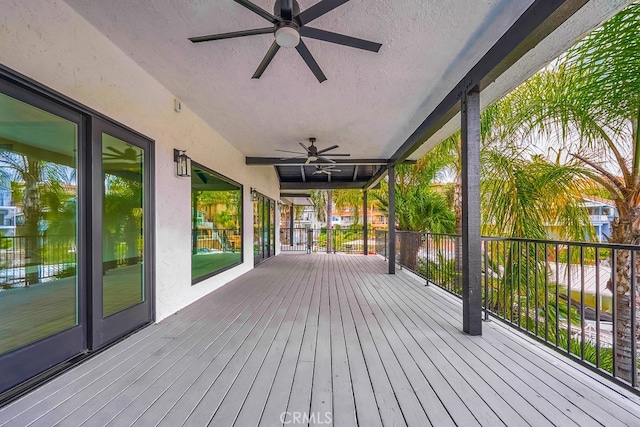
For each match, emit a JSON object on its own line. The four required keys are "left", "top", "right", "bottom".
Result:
{"left": 0, "top": 84, "right": 85, "bottom": 393}
{"left": 253, "top": 193, "right": 275, "bottom": 265}
{"left": 91, "top": 121, "right": 152, "bottom": 349}
{"left": 102, "top": 134, "right": 144, "bottom": 317}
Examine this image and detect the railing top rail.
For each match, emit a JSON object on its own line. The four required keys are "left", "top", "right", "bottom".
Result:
{"left": 479, "top": 236, "right": 640, "bottom": 251}
{"left": 375, "top": 229, "right": 640, "bottom": 251}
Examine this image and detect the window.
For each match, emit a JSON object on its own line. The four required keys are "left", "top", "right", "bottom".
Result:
{"left": 191, "top": 164, "right": 242, "bottom": 283}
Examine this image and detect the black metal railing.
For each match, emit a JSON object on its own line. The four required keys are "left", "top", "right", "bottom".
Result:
{"left": 376, "top": 230, "right": 639, "bottom": 391}
{"left": 279, "top": 227, "right": 369, "bottom": 254}
{"left": 0, "top": 235, "right": 76, "bottom": 287}
{"left": 0, "top": 233, "right": 148, "bottom": 288}
{"left": 195, "top": 228, "right": 241, "bottom": 253}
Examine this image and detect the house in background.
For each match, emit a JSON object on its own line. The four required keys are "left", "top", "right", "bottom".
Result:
{"left": 0, "top": 189, "right": 17, "bottom": 237}
{"left": 582, "top": 197, "right": 618, "bottom": 242}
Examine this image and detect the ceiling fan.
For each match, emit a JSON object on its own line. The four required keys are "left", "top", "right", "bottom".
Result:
{"left": 313, "top": 165, "right": 340, "bottom": 175}
{"left": 103, "top": 146, "right": 142, "bottom": 162}
{"left": 276, "top": 137, "right": 349, "bottom": 164}
{"left": 189, "top": 0, "right": 382, "bottom": 82}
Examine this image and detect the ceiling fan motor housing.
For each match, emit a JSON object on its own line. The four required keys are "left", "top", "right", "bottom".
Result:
{"left": 275, "top": 22, "right": 300, "bottom": 48}
{"left": 273, "top": 0, "right": 300, "bottom": 17}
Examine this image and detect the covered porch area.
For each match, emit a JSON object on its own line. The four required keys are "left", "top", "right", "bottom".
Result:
{"left": 1, "top": 253, "right": 638, "bottom": 426}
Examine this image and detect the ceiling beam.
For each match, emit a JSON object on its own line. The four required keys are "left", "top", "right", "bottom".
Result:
{"left": 364, "top": 165, "right": 388, "bottom": 190}
{"left": 281, "top": 181, "right": 373, "bottom": 190}
{"left": 246, "top": 157, "right": 390, "bottom": 166}
{"left": 280, "top": 193, "right": 311, "bottom": 198}
{"left": 388, "top": 0, "right": 589, "bottom": 166}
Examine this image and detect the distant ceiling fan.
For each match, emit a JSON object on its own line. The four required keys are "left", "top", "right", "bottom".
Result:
{"left": 313, "top": 165, "right": 340, "bottom": 175}
{"left": 189, "top": 0, "right": 382, "bottom": 82}
{"left": 276, "top": 137, "right": 350, "bottom": 164}
{"left": 103, "top": 146, "right": 141, "bottom": 162}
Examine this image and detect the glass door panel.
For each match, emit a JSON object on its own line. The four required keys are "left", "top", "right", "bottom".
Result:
{"left": 0, "top": 83, "right": 85, "bottom": 394}
{"left": 91, "top": 120, "right": 152, "bottom": 349}
{"left": 102, "top": 134, "right": 144, "bottom": 317}
{"left": 0, "top": 92, "right": 79, "bottom": 354}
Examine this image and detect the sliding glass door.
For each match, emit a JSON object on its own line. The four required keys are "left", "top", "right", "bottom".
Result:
{"left": 0, "top": 75, "right": 154, "bottom": 395}
{"left": 91, "top": 120, "right": 153, "bottom": 349}
{"left": 0, "top": 80, "right": 86, "bottom": 393}
{"left": 253, "top": 193, "right": 275, "bottom": 265}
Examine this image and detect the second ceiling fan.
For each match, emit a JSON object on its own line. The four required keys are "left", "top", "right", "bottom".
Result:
{"left": 189, "top": 0, "right": 382, "bottom": 82}
{"left": 277, "top": 138, "right": 349, "bottom": 164}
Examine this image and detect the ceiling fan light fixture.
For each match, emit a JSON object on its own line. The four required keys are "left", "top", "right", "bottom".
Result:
{"left": 275, "top": 26, "right": 300, "bottom": 48}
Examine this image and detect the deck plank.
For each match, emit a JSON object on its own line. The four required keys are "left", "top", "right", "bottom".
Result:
{"left": 1, "top": 254, "right": 639, "bottom": 427}
{"left": 392, "top": 268, "right": 640, "bottom": 427}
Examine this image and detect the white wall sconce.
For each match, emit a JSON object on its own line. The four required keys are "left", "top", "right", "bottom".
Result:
{"left": 173, "top": 149, "right": 191, "bottom": 177}
{"left": 251, "top": 187, "right": 258, "bottom": 201}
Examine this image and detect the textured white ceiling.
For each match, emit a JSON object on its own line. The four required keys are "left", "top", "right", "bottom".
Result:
{"left": 62, "top": 0, "right": 534, "bottom": 160}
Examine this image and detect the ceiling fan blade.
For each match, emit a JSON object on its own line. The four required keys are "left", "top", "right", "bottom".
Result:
{"left": 300, "top": 27, "right": 381, "bottom": 52}
{"left": 275, "top": 149, "right": 307, "bottom": 155}
{"left": 299, "top": 142, "right": 310, "bottom": 152}
{"left": 253, "top": 42, "right": 280, "bottom": 79}
{"left": 105, "top": 146, "right": 125, "bottom": 155}
{"left": 315, "top": 144, "right": 339, "bottom": 154}
{"left": 280, "top": 157, "right": 307, "bottom": 163}
{"left": 234, "top": 0, "right": 281, "bottom": 24}
{"left": 295, "top": 0, "right": 349, "bottom": 26}
{"left": 189, "top": 27, "right": 274, "bottom": 43}
{"left": 280, "top": 0, "right": 293, "bottom": 20}
{"left": 295, "top": 40, "right": 326, "bottom": 83}
{"left": 280, "top": 157, "right": 306, "bottom": 161}
{"left": 305, "top": 157, "right": 312, "bottom": 165}
{"left": 317, "top": 156, "right": 336, "bottom": 163}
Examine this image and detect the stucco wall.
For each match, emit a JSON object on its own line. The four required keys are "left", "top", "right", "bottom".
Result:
{"left": 0, "top": 0, "right": 281, "bottom": 321}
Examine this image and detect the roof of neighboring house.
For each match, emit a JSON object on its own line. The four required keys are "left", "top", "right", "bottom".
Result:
{"left": 582, "top": 196, "right": 616, "bottom": 209}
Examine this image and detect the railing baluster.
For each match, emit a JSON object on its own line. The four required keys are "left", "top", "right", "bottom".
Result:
{"left": 631, "top": 250, "right": 637, "bottom": 388}
{"left": 567, "top": 245, "right": 572, "bottom": 355}
{"left": 524, "top": 242, "right": 530, "bottom": 332}
{"left": 533, "top": 243, "right": 540, "bottom": 336}
{"left": 544, "top": 243, "right": 549, "bottom": 342}
{"left": 595, "top": 246, "right": 601, "bottom": 370}
{"left": 555, "top": 242, "right": 560, "bottom": 349}
{"left": 517, "top": 240, "right": 522, "bottom": 329}
{"left": 612, "top": 249, "right": 618, "bottom": 379}
{"left": 580, "top": 245, "right": 585, "bottom": 361}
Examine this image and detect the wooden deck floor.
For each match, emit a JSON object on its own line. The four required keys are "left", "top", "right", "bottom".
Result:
{"left": 1, "top": 254, "right": 639, "bottom": 426}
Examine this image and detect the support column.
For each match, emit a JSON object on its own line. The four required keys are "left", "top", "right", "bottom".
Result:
{"left": 461, "top": 86, "right": 482, "bottom": 336}
{"left": 388, "top": 166, "right": 396, "bottom": 274}
{"left": 327, "top": 190, "right": 332, "bottom": 253}
{"left": 363, "top": 190, "right": 368, "bottom": 255}
{"left": 289, "top": 204, "right": 294, "bottom": 247}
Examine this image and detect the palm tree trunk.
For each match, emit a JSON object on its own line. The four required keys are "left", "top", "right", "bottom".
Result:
{"left": 610, "top": 216, "right": 640, "bottom": 384}
{"left": 399, "top": 231, "right": 421, "bottom": 271}
{"left": 23, "top": 159, "right": 42, "bottom": 286}
{"left": 454, "top": 176, "right": 463, "bottom": 289}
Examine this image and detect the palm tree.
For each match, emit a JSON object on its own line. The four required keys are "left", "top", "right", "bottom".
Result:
{"left": 310, "top": 190, "right": 327, "bottom": 223}
{"left": 507, "top": 3, "right": 640, "bottom": 382}
{"left": 0, "top": 153, "right": 75, "bottom": 285}
{"left": 333, "top": 190, "right": 362, "bottom": 226}
{"left": 374, "top": 168, "right": 455, "bottom": 270}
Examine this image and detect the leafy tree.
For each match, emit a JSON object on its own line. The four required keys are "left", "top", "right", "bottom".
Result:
{"left": 333, "top": 190, "right": 362, "bottom": 226}
{"left": 0, "top": 153, "right": 74, "bottom": 285}
{"left": 507, "top": 3, "right": 640, "bottom": 382}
